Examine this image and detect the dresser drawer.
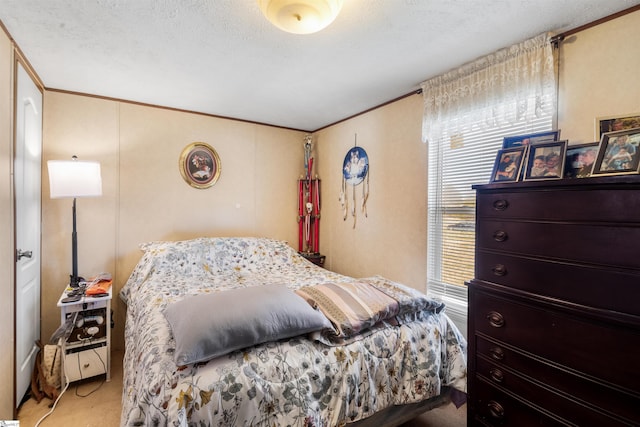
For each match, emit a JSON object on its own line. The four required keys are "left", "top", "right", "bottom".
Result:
{"left": 475, "top": 337, "right": 640, "bottom": 425}
{"left": 476, "top": 220, "right": 640, "bottom": 269}
{"left": 64, "top": 344, "right": 108, "bottom": 382}
{"left": 475, "top": 250, "right": 640, "bottom": 316}
{"left": 471, "top": 289, "right": 640, "bottom": 393}
{"left": 473, "top": 373, "right": 632, "bottom": 427}
{"left": 476, "top": 188, "right": 640, "bottom": 222}
{"left": 472, "top": 381, "right": 567, "bottom": 426}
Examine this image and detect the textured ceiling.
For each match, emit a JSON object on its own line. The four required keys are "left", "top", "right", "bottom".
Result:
{"left": 1, "top": 1, "right": 639, "bottom": 131}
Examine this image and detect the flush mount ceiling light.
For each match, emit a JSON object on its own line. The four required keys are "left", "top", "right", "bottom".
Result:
{"left": 257, "top": 0, "right": 344, "bottom": 34}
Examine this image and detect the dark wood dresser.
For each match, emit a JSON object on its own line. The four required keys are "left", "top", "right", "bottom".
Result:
{"left": 467, "top": 176, "right": 640, "bottom": 426}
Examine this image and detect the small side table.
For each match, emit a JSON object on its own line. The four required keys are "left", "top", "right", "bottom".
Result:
{"left": 299, "top": 252, "right": 326, "bottom": 268}
{"left": 57, "top": 286, "right": 112, "bottom": 384}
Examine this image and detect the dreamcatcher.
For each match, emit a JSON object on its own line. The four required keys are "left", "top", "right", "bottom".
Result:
{"left": 339, "top": 138, "right": 369, "bottom": 228}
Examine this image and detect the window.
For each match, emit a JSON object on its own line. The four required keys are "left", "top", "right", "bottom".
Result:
{"left": 426, "top": 116, "right": 553, "bottom": 337}
{"left": 421, "top": 34, "right": 557, "bottom": 337}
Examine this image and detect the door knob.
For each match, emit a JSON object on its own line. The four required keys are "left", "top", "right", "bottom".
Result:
{"left": 16, "top": 249, "right": 33, "bottom": 261}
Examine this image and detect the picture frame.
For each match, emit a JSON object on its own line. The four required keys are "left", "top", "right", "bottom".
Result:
{"left": 595, "top": 113, "right": 640, "bottom": 140}
{"left": 502, "top": 129, "right": 560, "bottom": 149}
{"left": 563, "top": 142, "right": 600, "bottom": 178}
{"left": 179, "top": 142, "right": 221, "bottom": 189}
{"left": 523, "top": 140, "right": 567, "bottom": 181}
{"left": 592, "top": 127, "right": 640, "bottom": 176}
{"left": 490, "top": 147, "right": 525, "bottom": 183}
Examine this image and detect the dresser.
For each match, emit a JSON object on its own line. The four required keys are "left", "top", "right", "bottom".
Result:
{"left": 467, "top": 176, "right": 640, "bottom": 426}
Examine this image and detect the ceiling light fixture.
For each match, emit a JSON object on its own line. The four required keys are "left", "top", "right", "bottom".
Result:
{"left": 257, "top": 0, "right": 344, "bottom": 35}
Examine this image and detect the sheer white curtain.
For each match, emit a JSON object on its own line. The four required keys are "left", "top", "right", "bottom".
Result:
{"left": 421, "top": 33, "right": 556, "bottom": 144}
{"left": 420, "top": 34, "right": 557, "bottom": 337}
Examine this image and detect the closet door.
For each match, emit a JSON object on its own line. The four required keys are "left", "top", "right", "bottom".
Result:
{"left": 14, "top": 61, "right": 42, "bottom": 409}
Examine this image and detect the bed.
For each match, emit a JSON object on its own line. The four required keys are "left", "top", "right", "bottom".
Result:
{"left": 120, "top": 237, "right": 467, "bottom": 426}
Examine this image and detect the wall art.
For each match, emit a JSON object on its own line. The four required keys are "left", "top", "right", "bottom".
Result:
{"left": 340, "top": 143, "right": 369, "bottom": 228}
{"left": 179, "top": 142, "right": 221, "bottom": 189}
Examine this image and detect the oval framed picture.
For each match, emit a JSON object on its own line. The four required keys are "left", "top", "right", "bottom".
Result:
{"left": 179, "top": 142, "right": 221, "bottom": 189}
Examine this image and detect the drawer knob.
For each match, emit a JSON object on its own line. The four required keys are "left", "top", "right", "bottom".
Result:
{"left": 492, "top": 264, "right": 507, "bottom": 276}
{"left": 487, "top": 400, "right": 505, "bottom": 420}
{"left": 487, "top": 311, "right": 505, "bottom": 328}
{"left": 489, "top": 346, "right": 505, "bottom": 361}
{"left": 492, "top": 199, "right": 509, "bottom": 211}
{"left": 83, "top": 363, "right": 90, "bottom": 369}
{"left": 490, "top": 368, "right": 504, "bottom": 383}
{"left": 493, "top": 230, "right": 508, "bottom": 242}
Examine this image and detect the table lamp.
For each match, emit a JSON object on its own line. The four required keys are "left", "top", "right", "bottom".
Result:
{"left": 48, "top": 156, "right": 102, "bottom": 288}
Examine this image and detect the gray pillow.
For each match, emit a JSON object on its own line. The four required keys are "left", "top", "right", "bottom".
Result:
{"left": 164, "top": 284, "right": 331, "bottom": 365}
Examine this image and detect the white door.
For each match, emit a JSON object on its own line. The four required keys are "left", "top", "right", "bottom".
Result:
{"left": 14, "top": 62, "right": 42, "bottom": 408}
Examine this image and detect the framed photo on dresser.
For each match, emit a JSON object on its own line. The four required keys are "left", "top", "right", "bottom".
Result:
{"left": 592, "top": 127, "right": 640, "bottom": 176}
{"left": 595, "top": 113, "right": 640, "bottom": 140}
{"left": 523, "top": 140, "right": 567, "bottom": 180}
{"left": 490, "top": 147, "right": 525, "bottom": 183}
{"left": 564, "top": 142, "right": 600, "bottom": 178}
{"left": 502, "top": 129, "right": 560, "bottom": 149}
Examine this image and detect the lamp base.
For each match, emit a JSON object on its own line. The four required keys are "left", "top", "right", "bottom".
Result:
{"left": 69, "top": 275, "right": 85, "bottom": 288}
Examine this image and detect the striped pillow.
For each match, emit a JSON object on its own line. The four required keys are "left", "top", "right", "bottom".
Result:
{"left": 295, "top": 281, "right": 399, "bottom": 338}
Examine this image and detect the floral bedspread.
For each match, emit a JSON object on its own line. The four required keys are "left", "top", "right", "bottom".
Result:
{"left": 120, "top": 237, "right": 467, "bottom": 427}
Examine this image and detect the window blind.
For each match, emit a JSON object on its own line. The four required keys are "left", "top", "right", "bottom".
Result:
{"left": 427, "top": 111, "right": 553, "bottom": 337}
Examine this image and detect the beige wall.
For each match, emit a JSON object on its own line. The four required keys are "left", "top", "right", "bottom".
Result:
{"left": 558, "top": 10, "right": 640, "bottom": 143}
{"left": 2, "top": 8, "right": 639, "bottom": 420}
{"left": 41, "top": 94, "right": 306, "bottom": 350}
{"left": 315, "top": 94, "right": 427, "bottom": 288}
{"left": 0, "top": 27, "right": 15, "bottom": 419}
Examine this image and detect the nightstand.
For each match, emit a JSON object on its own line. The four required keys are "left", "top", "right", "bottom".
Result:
{"left": 57, "top": 286, "right": 112, "bottom": 384}
{"left": 299, "top": 252, "right": 326, "bottom": 268}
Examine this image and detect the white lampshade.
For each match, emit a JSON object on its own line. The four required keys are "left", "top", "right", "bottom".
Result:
{"left": 48, "top": 159, "right": 102, "bottom": 198}
{"left": 257, "top": 0, "right": 343, "bottom": 34}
